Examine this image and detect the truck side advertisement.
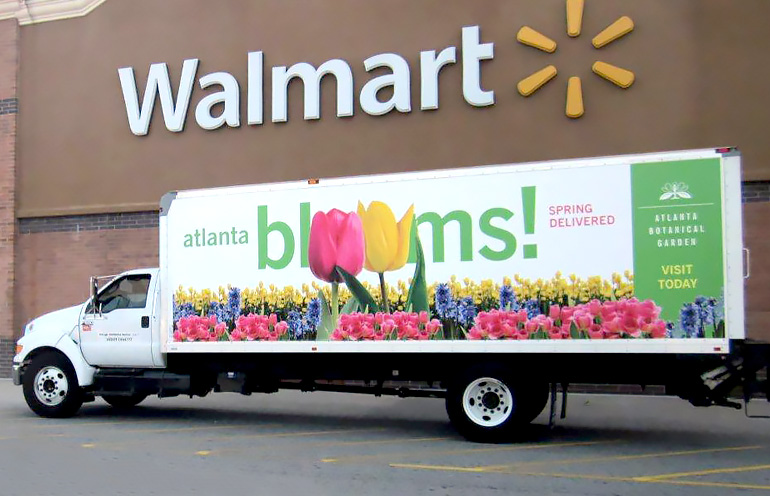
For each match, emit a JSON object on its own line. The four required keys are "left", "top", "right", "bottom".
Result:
{"left": 164, "top": 153, "right": 729, "bottom": 348}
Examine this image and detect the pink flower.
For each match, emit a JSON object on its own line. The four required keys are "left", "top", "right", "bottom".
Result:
{"left": 426, "top": 319, "right": 442, "bottom": 335}
{"left": 588, "top": 324, "right": 605, "bottom": 339}
{"left": 330, "top": 311, "right": 442, "bottom": 341}
{"left": 215, "top": 323, "right": 227, "bottom": 337}
{"left": 649, "top": 320, "right": 667, "bottom": 338}
{"left": 575, "top": 312, "right": 593, "bottom": 330}
{"left": 308, "top": 209, "right": 365, "bottom": 283}
{"left": 525, "top": 320, "right": 538, "bottom": 334}
{"left": 174, "top": 315, "right": 227, "bottom": 342}
{"left": 549, "top": 305, "right": 561, "bottom": 321}
{"left": 548, "top": 328, "right": 564, "bottom": 339}
{"left": 622, "top": 314, "right": 641, "bottom": 337}
{"left": 587, "top": 299, "right": 602, "bottom": 316}
{"left": 468, "top": 326, "right": 487, "bottom": 340}
{"left": 638, "top": 299, "right": 660, "bottom": 320}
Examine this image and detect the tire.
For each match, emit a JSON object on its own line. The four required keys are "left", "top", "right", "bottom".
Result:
{"left": 22, "top": 351, "right": 83, "bottom": 418}
{"left": 446, "top": 365, "right": 545, "bottom": 443}
{"left": 102, "top": 394, "right": 148, "bottom": 409}
{"left": 518, "top": 382, "right": 550, "bottom": 425}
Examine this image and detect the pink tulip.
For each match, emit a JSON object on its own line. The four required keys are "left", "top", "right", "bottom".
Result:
{"left": 600, "top": 308, "right": 617, "bottom": 322}
{"left": 561, "top": 306, "right": 575, "bottom": 322}
{"left": 588, "top": 324, "right": 605, "bottom": 339}
{"left": 650, "top": 320, "right": 667, "bottom": 338}
{"left": 638, "top": 300, "right": 659, "bottom": 320}
{"left": 576, "top": 312, "right": 593, "bottom": 330}
{"left": 308, "top": 209, "right": 365, "bottom": 283}
{"left": 549, "top": 305, "right": 561, "bottom": 321}
{"left": 468, "top": 326, "right": 487, "bottom": 340}
{"left": 539, "top": 316, "right": 554, "bottom": 332}
{"left": 548, "top": 328, "right": 564, "bottom": 339}
{"left": 215, "top": 323, "right": 227, "bottom": 337}
{"left": 587, "top": 299, "right": 602, "bottom": 316}
{"left": 525, "top": 320, "right": 538, "bottom": 334}
{"left": 622, "top": 314, "right": 641, "bottom": 337}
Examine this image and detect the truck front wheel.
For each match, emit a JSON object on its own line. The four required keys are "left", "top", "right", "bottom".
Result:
{"left": 446, "top": 366, "right": 542, "bottom": 442}
{"left": 22, "top": 352, "right": 83, "bottom": 418}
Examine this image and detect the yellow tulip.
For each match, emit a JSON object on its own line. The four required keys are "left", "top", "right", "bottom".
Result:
{"left": 357, "top": 201, "right": 415, "bottom": 273}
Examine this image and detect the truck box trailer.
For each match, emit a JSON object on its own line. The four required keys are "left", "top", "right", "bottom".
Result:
{"left": 12, "top": 147, "right": 768, "bottom": 441}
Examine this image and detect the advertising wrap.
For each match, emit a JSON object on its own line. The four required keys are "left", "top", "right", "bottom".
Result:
{"left": 165, "top": 154, "right": 728, "bottom": 348}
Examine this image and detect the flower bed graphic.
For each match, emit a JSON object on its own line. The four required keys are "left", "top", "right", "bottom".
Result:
{"left": 172, "top": 201, "right": 724, "bottom": 342}
{"left": 173, "top": 275, "right": 724, "bottom": 342}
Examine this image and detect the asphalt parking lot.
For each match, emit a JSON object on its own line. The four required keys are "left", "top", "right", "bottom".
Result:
{"left": 2, "top": 379, "right": 770, "bottom": 496}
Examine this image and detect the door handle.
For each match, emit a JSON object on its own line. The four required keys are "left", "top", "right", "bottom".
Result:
{"left": 141, "top": 316, "right": 150, "bottom": 328}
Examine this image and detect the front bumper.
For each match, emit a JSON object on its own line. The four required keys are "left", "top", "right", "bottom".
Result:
{"left": 12, "top": 363, "right": 22, "bottom": 386}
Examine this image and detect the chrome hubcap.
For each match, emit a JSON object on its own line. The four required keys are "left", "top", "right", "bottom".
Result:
{"left": 34, "top": 366, "right": 68, "bottom": 406}
{"left": 462, "top": 377, "right": 513, "bottom": 427}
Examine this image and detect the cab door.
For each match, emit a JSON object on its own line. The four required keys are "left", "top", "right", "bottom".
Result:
{"left": 80, "top": 273, "right": 157, "bottom": 367}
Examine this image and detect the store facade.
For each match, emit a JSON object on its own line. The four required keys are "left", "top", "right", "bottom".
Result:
{"left": 0, "top": 0, "right": 768, "bottom": 375}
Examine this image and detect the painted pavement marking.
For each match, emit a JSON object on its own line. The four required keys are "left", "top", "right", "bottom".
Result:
{"left": 323, "top": 439, "right": 611, "bottom": 464}
{"left": 389, "top": 445, "right": 770, "bottom": 491}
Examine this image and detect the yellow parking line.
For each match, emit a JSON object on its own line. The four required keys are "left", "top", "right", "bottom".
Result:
{"left": 68, "top": 424, "right": 281, "bottom": 450}
{"left": 193, "top": 428, "right": 387, "bottom": 456}
{"left": 188, "top": 436, "right": 453, "bottom": 456}
{"left": 306, "top": 436, "right": 451, "bottom": 449}
{"left": 648, "top": 479, "right": 770, "bottom": 491}
{"left": 514, "top": 471, "right": 636, "bottom": 482}
{"left": 324, "top": 440, "right": 611, "bottom": 464}
{"left": 482, "top": 445, "right": 763, "bottom": 472}
{"left": 635, "top": 463, "right": 770, "bottom": 481}
{"left": 515, "top": 470, "right": 770, "bottom": 491}
{"left": 0, "top": 433, "right": 67, "bottom": 441}
{"left": 391, "top": 463, "right": 487, "bottom": 473}
{"left": 110, "top": 424, "right": 247, "bottom": 434}
{"left": 388, "top": 445, "right": 762, "bottom": 474}
{"left": 244, "top": 427, "right": 382, "bottom": 439}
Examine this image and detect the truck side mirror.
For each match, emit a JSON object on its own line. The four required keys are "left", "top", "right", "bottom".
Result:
{"left": 90, "top": 277, "right": 101, "bottom": 315}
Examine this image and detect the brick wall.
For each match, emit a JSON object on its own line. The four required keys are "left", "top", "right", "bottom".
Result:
{"left": 15, "top": 223, "right": 159, "bottom": 334}
{"left": 0, "top": 18, "right": 17, "bottom": 377}
{"left": 19, "top": 211, "right": 157, "bottom": 234}
{"left": 743, "top": 181, "right": 770, "bottom": 203}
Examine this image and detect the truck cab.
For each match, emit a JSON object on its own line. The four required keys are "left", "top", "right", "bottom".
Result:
{"left": 12, "top": 268, "right": 162, "bottom": 417}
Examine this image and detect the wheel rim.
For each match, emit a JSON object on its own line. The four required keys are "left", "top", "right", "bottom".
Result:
{"left": 33, "top": 366, "right": 69, "bottom": 406}
{"left": 462, "top": 377, "right": 513, "bottom": 427}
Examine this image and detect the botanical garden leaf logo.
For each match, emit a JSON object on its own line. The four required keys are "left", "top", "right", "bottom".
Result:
{"left": 659, "top": 182, "right": 692, "bottom": 201}
{"left": 516, "top": 0, "right": 635, "bottom": 118}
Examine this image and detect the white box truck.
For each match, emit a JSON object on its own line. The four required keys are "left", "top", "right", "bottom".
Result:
{"left": 12, "top": 147, "right": 768, "bottom": 441}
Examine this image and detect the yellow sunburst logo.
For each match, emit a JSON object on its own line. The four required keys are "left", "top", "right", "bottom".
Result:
{"left": 516, "top": 0, "right": 635, "bottom": 118}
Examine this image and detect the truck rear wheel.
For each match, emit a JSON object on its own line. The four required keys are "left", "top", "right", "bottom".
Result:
{"left": 22, "top": 352, "right": 83, "bottom": 418}
{"left": 102, "top": 394, "right": 148, "bottom": 409}
{"left": 446, "top": 366, "right": 543, "bottom": 443}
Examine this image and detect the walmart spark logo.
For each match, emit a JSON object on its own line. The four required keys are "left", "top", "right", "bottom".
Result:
{"left": 516, "top": 0, "right": 635, "bottom": 118}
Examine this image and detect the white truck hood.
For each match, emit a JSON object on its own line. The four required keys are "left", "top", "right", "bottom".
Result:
{"left": 24, "top": 303, "right": 83, "bottom": 337}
